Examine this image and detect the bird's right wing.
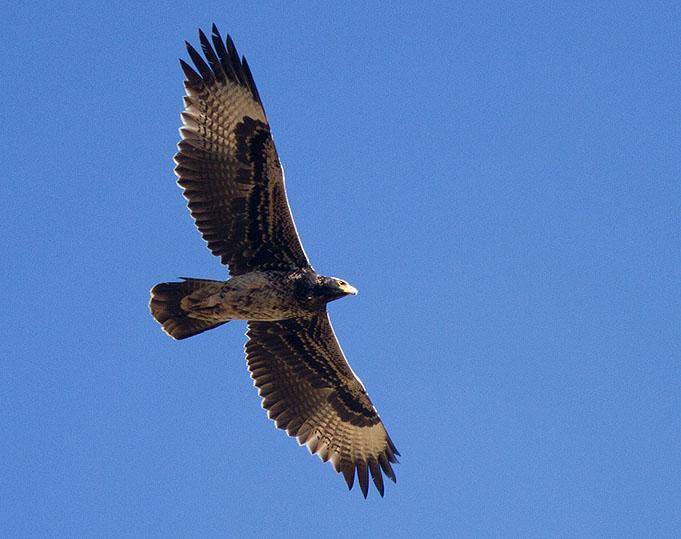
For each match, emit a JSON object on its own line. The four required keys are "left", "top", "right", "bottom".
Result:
{"left": 174, "top": 26, "right": 310, "bottom": 275}
{"left": 245, "top": 313, "right": 399, "bottom": 498}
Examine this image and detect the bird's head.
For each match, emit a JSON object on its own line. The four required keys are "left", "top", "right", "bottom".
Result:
{"left": 315, "top": 275, "right": 358, "bottom": 302}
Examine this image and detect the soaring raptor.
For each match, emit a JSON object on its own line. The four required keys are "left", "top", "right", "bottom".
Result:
{"left": 150, "top": 26, "right": 399, "bottom": 497}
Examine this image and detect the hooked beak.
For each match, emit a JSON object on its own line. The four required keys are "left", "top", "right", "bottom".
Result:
{"left": 339, "top": 282, "right": 358, "bottom": 295}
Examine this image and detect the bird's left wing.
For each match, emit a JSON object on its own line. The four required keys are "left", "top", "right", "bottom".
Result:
{"left": 245, "top": 313, "right": 399, "bottom": 497}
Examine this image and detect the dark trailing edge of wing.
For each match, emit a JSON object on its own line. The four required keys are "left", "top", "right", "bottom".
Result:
{"left": 178, "top": 24, "right": 264, "bottom": 111}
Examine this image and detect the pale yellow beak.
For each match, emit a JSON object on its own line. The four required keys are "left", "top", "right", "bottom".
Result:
{"left": 339, "top": 282, "right": 358, "bottom": 295}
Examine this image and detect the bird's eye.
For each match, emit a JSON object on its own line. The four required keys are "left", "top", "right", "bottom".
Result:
{"left": 338, "top": 280, "right": 346, "bottom": 286}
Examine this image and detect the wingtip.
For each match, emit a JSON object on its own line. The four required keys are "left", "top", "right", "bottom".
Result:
{"left": 342, "top": 466, "right": 355, "bottom": 491}
{"left": 357, "top": 461, "right": 369, "bottom": 498}
{"left": 198, "top": 28, "right": 209, "bottom": 46}
{"left": 369, "top": 458, "right": 385, "bottom": 497}
{"left": 210, "top": 24, "right": 224, "bottom": 46}
{"left": 179, "top": 59, "right": 202, "bottom": 86}
{"left": 379, "top": 453, "right": 397, "bottom": 484}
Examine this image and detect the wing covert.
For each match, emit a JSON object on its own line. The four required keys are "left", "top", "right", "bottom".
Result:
{"left": 174, "top": 25, "right": 310, "bottom": 275}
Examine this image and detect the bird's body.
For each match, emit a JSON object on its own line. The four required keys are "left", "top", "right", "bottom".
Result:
{"left": 183, "top": 270, "right": 311, "bottom": 322}
{"left": 157, "top": 269, "right": 358, "bottom": 325}
{"left": 149, "top": 25, "right": 398, "bottom": 498}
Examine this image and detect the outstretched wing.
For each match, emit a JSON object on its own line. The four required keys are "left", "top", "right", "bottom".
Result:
{"left": 245, "top": 313, "right": 399, "bottom": 498}
{"left": 174, "top": 25, "right": 310, "bottom": 275}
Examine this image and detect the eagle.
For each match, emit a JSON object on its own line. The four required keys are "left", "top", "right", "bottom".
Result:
{"left": 149, "top": 25, "right": 399, "bottom": 497}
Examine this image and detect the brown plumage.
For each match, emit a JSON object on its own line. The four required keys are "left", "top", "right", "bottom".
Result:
{"left": 149, "top": 25, "right": 398, "bottom": 497}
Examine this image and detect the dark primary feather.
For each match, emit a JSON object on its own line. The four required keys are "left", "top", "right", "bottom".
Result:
{"left": 226, "top": 35, "right": 247, "bottom": 85}
{"left": 246, "top": 313, "right": 399, "bottom": 497}
{"left": 174, "top": 28, "right": 309, "bottom": 275}
{"left": 179, "top": 59, "right": 202, "bottom": 87}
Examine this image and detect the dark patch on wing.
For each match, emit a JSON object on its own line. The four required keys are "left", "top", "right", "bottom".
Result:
{"left": 254, "top": 315, "right": 379, "bottom": 425}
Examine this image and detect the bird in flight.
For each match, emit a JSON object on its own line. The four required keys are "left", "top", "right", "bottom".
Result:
{"left": 149, "top": 25, "right": 399, "bottom": 497}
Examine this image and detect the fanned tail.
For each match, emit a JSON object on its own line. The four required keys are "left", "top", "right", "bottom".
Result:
{"left": 149, "top": 278, "right": 228, "bottom": 340}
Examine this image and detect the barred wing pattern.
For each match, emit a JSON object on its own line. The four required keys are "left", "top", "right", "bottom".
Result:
{"left": 175, "top": 25, "right": 309, "bottom": 275}
{"left": 246, "top": 313, "right": 399, "bottom": 497}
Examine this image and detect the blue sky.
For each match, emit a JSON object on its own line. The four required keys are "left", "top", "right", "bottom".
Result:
{"left": 2, "top": 1, "right": 680, "bottom": 536}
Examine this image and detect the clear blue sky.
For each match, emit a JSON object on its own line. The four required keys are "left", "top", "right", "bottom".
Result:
{"left": 3, "top": 2, "right": 680, "bottom": 536}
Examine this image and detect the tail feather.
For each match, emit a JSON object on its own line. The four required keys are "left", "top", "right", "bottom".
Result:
{"left": 150, "top": 278, "right": 228, "bottom": 340}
